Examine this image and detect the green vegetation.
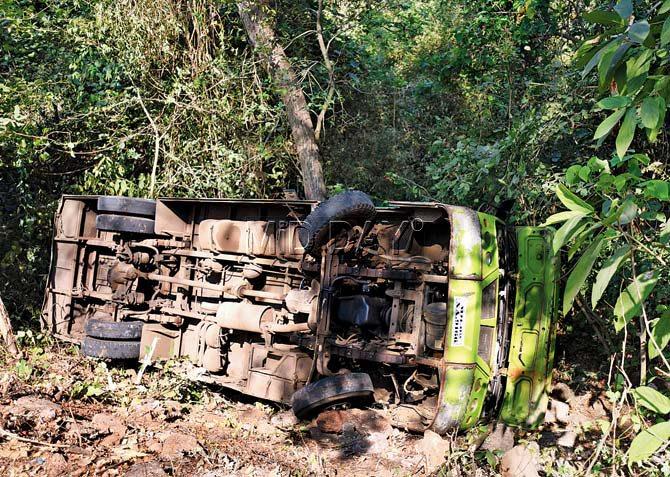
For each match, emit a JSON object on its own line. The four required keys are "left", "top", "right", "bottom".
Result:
{"left": 1, "top": 0, "right": 669, "bottom": 473}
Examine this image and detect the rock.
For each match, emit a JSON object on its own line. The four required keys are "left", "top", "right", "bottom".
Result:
{"left": 92, "top": 413, "right": 126, "bottom": 433}
{"left": 270, "top": 411, "right": 299, "bottom": 429}
{"left": 550, "top": 399, "right": 570, "bottom": 425}
{"left": 146, "top": 436, "right": 163, "bottom": 455}
{"left": 91, "top": 413, "right": 127, "bottom": 447}
{"left": 481, "top": 422, "right": 515, "bottom": 452}
{"left": 10, "top": 396, "right": 61, "bottom": 421}
{"left": 387, "top": 404, "right": 431, "bottom": 433}
{"left": 501, "top": 445, "right": 539, "bottom": 477}
{"left": 544, "top": 409, "right": 556, "bottom": 424}
{"left": 417, "top": 429, "right": 449, "bottom": 474}
{"left": 236, "top": 405, "right": 276, "bottom": 435}
{"left": 316, "top": 410, "right": 345, "bottom": 434}
{"left": 365, "top": 431, "right": 390, "bottom": 454}
{"left": 551, "top": 383, "right": 575, "bottom": 404}
{"left": 126, "top": 400, "right": 167, "bottom": 429}
{"left": 160, "top": 432, "right": 200, "bottom": 458}
{"left": 125, "top": 461, "right": 168, "bottom": 477}
{"left": 45, "top": 453, "right": 68, "bottom": 477}
{"left": 557, "top": 431, "right": 577, "bottom": 448}
{"left": 315, "top": 408, "right": 392, "bottom": 435}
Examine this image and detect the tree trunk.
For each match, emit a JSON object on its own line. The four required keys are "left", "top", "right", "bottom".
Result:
{"left": 0, "top": 295, "right": 20, "bottom": 358}
{"left": 237, "top": 1, "right": 327, "bottom": 201}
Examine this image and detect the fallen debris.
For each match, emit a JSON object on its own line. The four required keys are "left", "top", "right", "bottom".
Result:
{"left": 417, "top": 429, "right": 449, "bottom": 473}
{"left": 501, "top": 444, "right": 540, "bottom": 477}
{"left": 557, "top": 431, "right": 577, "bottom": 448}
{"left": 550, "top": 399, "right": 570, "bottom": 425}
{"left": 481, "top": 422, "right": 515, "bottom": 452}
{"left": 159, "top": 431, "right": 200, "bottom": 459}
{"left": 125, "top": 461, "right": 168, "bottom": 477}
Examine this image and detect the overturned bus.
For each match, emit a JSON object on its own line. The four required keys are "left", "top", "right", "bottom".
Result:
{"left": 42, "top": 191, "right": 559, "bottom": 432}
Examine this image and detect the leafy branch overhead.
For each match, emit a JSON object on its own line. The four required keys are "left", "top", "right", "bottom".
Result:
{"left": 549, "top": 0, "right": 670, "bottom": 466}
{"left": 578, "top": 0, "right": 670, "bottom": 157}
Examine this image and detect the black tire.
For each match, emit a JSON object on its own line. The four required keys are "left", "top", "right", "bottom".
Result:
{"left": 97, "top": 196, "right": 156, "bottom": 218}
{"left": 81, "top": 336, "right": 141, "bottom": 360}
{"left": 84, "top": 319, "right": 144, "bottom": 340}
{"left": 299, "top": 190, "right": 376, "bottom": 257}
{"left": 291, "top": 373, "right": 374, "bottom": 419}
{"left": 96, "top": 214, "right": 156, "bottom": 235}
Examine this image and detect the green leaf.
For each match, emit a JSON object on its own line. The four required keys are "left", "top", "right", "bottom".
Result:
{"left": 598, "top": 43, "right": 630, "bottom": 91}
{"left": 583, "top": 10, "right": 624, "bottom": 25}
{"left": 587, "top": 156, "right": 611, "bottom": 174}
{"left": 616, "top": 108, "right": 637, "bottom": 159}
{"left": 614, "top": 271, "right": 659, "bottom": 332}
{"left": 640, "top": 97, "right": 661, "bottom": 129}
{"left": 591, "top": 245, "right": 631, "bottom": 308}
{"left": 553, "top": 216, "right": 588, "bottom": 254}
{"left": 556, "top": 184, "right": 595, "bottom": 213}
{"left": 628, "top": 421, "right": 670, "bottom": 464}
{"left": 633, "top": 386, "right": 670, "bottom": 414}
{"left": 647, "top": 97, "right": 666, "bottom": 142}
{"left": 594, "top": 108, "right": 626, "bottom": 140}
{"left": 661, "top": 0, "right": 670, "bottom": 14}
{"left": 566, "top": 164, "right": 583, "bottom": 184}
{"left": 643, "top": 180, "right": 670, "bottom": 201}
{"left": 628, "top": 21, "right": 650, "bottom": 44}
{"left": 582, "top": 40, "right": 619, "bottom": 78}
{"left": 598, "top": 44, "right": 619, "bottom": 89}
{"left": 649, "top": 311, "right": 670, "bottom": 359}
{"left": 596, "top": 96, "right": 631, "bottom": 110}
{"left": 563, "top": 234, "right": 605, "bottom": 316}
{"left": 661, "top": 219, "right": 670, "bottom": 244}
{"left": 578, "top": 165, "right": 591, "bottom": 182}
{"left": 542, "top": 210, "right": 586, "bottom": 226}
{"left": 662, "top": 17, "right": 670, "bottom": 46}
{"left": 617, "top": 199, "right": 638, "bottom": 225}
{"left": 614, "top": 0, "right": 633, "bottom": 20}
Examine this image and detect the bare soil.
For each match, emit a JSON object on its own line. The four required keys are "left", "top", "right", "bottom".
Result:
{"left": 0, "top": 329, "right": 620, "bottom": 476}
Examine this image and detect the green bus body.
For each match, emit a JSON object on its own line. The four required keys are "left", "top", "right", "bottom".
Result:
{"left": 433, "top": 209, "right": 559, "bottom": 431}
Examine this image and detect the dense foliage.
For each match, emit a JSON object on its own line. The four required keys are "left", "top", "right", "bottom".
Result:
{"left": 1, "top": 0, "right": 669, "bottom": 473}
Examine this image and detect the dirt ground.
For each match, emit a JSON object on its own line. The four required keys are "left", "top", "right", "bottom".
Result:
{"left": 0, "top": 326, "right": 625, "bottom": 476}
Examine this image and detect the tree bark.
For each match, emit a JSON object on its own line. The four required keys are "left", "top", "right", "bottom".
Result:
{"left": 237, "top": 1, "right": 327, "bottom": 201}
{"left": 0, "top": 295, "right": 20, "bottom": 358}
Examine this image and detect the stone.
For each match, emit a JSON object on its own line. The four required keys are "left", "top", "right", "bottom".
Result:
{"left": 270, "top": 411, "right": 299, "bottom": 430}
{"left": 10, "top": 396, "right": 61, "bottom": 421}
{"left": 543, "top": 409, "right": 556, "bottom": 424}
{"left": 125, "top": 461, "right": 168, "bottom": 477}
{"left": 501, "top": 445, "right": 539, "bottom": 477}
{"left": 417, "top": 429, "right": 449, "bottom": 474}
{"left": 551, "top": 383, "right": 575, "bottom": 404}
{"left": 91, "top": 413, "right": 127, "bottom": 447}
{"left": 387, "top": 404, "right": 430, "bottom": 433}
{"left": 160, "top": 432, "right": 200, "bottom": 458}
{"left": 557, "top": 431, "right": 577, "bottom": 448}
{"left": 315, "top": 408, "right": 392, "bottom": 435}
{"left": 366, "top": 431, "right": 390, "bottom": 454}
{"left": 481, "top": 422, "right": 515, "bottom": 452}
{"left": 91, "top": 413, "right": 126, "bottom": 433}
{"left": 550, "top": 399, "right": 570, "bottom": 425}
{"left": 45, "top": 453, "right": 68, "bottom": 477}
{"left": 316, "top": 410, "right": 345, "bottom": 434}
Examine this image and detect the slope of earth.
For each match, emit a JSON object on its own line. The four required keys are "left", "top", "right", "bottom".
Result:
{"left": 0, "top": 328, "right": 626, "bottom": 476}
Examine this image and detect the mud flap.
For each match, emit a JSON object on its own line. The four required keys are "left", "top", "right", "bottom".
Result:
{"left": 500, "top": 227, "right": 559, "bottom": 427}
